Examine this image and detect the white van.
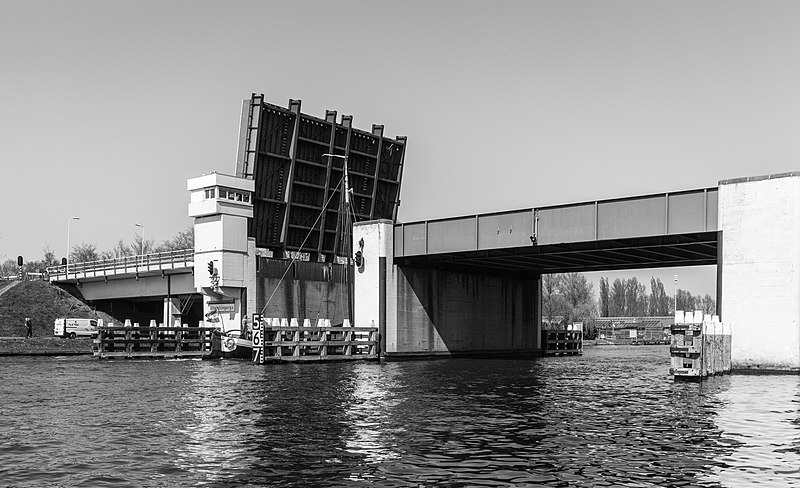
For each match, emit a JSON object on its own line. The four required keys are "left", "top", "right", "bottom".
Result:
{"left": 54, "top": 318, "right": 100, "bottom": 338}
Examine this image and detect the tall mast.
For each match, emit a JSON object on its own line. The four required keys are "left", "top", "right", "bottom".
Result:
{"left": 343, "top": 158, "right": 353, "bottom": 324}
{"left": 324, "top": 153, "right": 354, "bottom": 325}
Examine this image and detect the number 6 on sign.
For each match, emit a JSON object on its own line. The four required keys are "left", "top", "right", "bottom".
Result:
{"left": 251, "top": 327, "right": 263, "bottom": 363}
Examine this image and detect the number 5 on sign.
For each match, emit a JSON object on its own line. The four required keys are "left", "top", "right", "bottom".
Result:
{"left": 252, "top": 326, "right": 263, "bottom": 363}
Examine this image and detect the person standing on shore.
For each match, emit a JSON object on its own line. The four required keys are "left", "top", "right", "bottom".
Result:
{"left": 24, "top": 317, "right": 32, "bottom": 338}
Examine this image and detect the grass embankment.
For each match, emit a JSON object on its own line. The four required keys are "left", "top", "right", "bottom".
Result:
{"left": 0, "top": 337, "right": 93, "bottom": 356}
{"left": 0, "top": 280, "right": 115, "bottom": 355}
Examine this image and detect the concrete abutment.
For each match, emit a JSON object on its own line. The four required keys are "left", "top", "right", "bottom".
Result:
{"left": 719, "top": 173, "right": 800, "bottom": 372}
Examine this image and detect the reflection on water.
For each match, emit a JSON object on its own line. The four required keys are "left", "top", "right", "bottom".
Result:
{"left": 708, "top": 375, "right": 800, "bottom": 486}
{"left": 0, "top": 347, "right": 799, "bottom": 486}
{"left": 344, "top": 363, "right": 401, "bottom": 467}
{"left": 175, "top": 360, "right": 254, "bottom": 483}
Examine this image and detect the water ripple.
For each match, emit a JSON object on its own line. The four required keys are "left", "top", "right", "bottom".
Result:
{"left": 1, "top": 347, "right": 799, "bottom": 486}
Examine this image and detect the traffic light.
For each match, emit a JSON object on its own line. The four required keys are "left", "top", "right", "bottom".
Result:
{"left": 353, "top": 250, "right": 363, "bottom": 267}
{"left": 207, "top": 261, "right": 214, "bottom": 276}
{"left": 17, "top": 256, "right": 23, "bottom": 267}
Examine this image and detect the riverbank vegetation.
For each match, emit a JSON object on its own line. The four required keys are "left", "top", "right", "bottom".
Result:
{"left": 598, "top": 277, "right": 715, "bottom": 317}
{"left": 0, "top": 281, "right": 115, "bottom": 337}
{"left": 0, "top": 337, "right": 92, "bottom": 355}
{"left": 543, "top": 274, "right": 715, "bottom": 339}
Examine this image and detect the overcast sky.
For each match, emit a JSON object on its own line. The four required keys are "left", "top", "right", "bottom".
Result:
{"left": 2, "top": 0, "right": 799, "bottom": 297}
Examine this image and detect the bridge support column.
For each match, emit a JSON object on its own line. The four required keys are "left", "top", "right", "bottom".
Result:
{"left": 719, "top": 172, "right": 800, "bottom": 372}
{"left": 388, "top": 266, "right": 540, "bottom": 357}
{"left": 353, "top": 220, "right": 394, "bottom": 356}
{"left": 354, "top": 219, "right": 539, "bottom": 358}
{"left": 163, "top": 297, "right": 181, "bottom": 327}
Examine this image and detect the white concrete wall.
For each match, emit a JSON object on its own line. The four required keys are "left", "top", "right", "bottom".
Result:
{"left": 720, "top": 174, "right": 800, "bottom": 371}
{"left": 193, "top": 215, "right": 249, "bottom": 290}
{"left": 189, "top": 172, "right": 256, "bottom": 333}
{"left": 353, "top": 220, "right": 393, "bottom": 329}
{"left": 194, "top": 214, "right": 249, "bottom": 254}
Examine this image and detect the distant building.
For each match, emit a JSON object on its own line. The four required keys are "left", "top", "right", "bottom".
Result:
{"left": 595, "top": 316, "right": 672, "bottom": 344}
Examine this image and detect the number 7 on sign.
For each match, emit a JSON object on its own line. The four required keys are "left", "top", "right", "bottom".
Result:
{"left": 252, "top": 326, "right": 263, "bottom": 364}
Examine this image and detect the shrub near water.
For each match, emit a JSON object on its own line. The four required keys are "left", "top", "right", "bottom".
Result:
{"left": 0, "top": 281, "right": 113, "bottom": 337}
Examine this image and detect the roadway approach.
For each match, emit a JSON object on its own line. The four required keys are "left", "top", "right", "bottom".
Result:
{"left": 50, "top": 171, "right": 800, "bottom": 372}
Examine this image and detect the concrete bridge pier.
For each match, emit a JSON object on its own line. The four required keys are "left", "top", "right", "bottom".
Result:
{"left": 354, "top": 220, "right": 541, "bottom": 358}
{"left": 720, "top": 172, "right": 800, "bottom": 372}
{"left": 163, "top": 297, "right": 181, "bottom": 327}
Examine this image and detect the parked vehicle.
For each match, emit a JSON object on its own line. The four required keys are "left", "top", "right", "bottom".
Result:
{"left": 54, "top": 318, "right": 101, "bottom": 338}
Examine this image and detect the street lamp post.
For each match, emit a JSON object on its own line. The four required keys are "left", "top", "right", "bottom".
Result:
{"left": 66, "top": 217, "right": 80, "bottom": 277}
{"left": 322, "top": 153, "right": 353, "bottom": 324}
{"left": 674, "top": 274, "right": 678, "bottom": 314}
{"left": 135, "top": 223, "right": 145, "bottom": 268}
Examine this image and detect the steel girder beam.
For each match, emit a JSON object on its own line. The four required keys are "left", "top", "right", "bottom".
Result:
{"left": 396, "top": 231, "right": 719, "bottom": 276}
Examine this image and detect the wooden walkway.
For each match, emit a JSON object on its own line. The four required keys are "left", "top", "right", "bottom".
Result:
{"left": 92, "top": 326, "right": 216, "bottom": 359}
{"left": 252, "top": 319, "right": 379, "bottom": 363}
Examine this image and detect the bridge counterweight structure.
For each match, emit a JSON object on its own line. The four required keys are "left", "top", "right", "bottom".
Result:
{"left": 235, "top": 94, "right": 407, "bottom": 261}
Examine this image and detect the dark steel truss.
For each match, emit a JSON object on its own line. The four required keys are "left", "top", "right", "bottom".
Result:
{"left": 236, "top": 94, "right": 407, "bottom": 259}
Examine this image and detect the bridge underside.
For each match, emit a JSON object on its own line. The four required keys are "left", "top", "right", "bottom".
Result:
{"left": 396, "top": 231, "right": 719, "bottom": 276}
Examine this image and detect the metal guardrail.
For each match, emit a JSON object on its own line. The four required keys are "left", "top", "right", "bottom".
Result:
{"left": 47, "top": 249, "right": 194, "bottom": 280}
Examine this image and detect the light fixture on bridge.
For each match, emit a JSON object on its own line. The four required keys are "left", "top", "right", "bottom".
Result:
{"left": 135, "top": 223, "right": 145, "bottom": 267}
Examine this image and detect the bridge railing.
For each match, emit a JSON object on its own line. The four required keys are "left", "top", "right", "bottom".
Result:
{"left": 47, "top": 249, "right": 194, "bottom": 280}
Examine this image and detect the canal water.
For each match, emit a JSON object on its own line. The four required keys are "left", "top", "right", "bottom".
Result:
{"left": 1, "top": 346, "right": 798, "bottom": 487}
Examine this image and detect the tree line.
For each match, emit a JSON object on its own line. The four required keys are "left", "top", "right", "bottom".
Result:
{"left": 598, "top": 277, "right": 715, "bottom": 317}
{"left": 1, "top": 227, "right": 194, "bottom": 277}
{"left": 541, "top": 273, "right": 716, "bottom": 337}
